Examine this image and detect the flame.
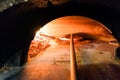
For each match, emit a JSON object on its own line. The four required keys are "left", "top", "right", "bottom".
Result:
{"left": 27, "top": 31, "right": 51, "bottom": 61}
{"left": 27, "top": 16, "right": 119, "bottom": 61}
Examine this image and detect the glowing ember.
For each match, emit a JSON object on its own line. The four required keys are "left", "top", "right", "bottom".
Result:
{"left": 59, "top": 33, "right": 83, "bottom": 42}
{"left": 27, "top": 31, "right": 51, "bottom": 61}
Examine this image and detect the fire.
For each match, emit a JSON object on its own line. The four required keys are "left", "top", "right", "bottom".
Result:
{"left": 27, "top": 16, "right": 119, "bottom": 61}
{"left": 27, "top": 31, "right": 51, "bottom": 61}
{"left": 58, "top": 33, "right": 83, "bottom": 42}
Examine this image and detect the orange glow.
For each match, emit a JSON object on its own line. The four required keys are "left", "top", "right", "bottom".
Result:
{"left": 40, "top": 16, "right": 112, "bottom": 37}
{"left": 27, "top": 16, "right": 119, "bottom": 61}
{"left": 27, "top": 31, "right": 51, "bottom": 61}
